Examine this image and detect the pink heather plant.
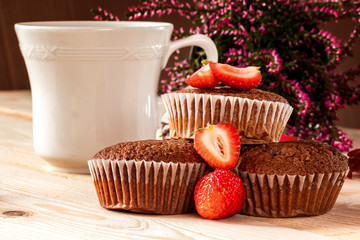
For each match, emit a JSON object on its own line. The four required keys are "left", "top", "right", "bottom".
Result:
{"left": 92, "top": 1, "right": 360, "bottom": 151}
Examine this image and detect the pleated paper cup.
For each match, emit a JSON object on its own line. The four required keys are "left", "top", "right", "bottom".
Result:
{"left": 88, "top": 159, "right": 207, "bottom": 214}
{"left": 162, "top": 92, "right": 293, "bottom": 144}
{"left": 240, "top": 169, "right": 348, "bottom": 217}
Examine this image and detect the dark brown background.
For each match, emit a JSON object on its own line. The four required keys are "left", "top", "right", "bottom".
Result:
{"left": 0, "top": 0, "right": 359, "bottom": 127}
{"left": 0, "top": 0, "right": 192, "bottom": 90}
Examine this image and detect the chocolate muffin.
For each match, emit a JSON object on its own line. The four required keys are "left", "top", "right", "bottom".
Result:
{"left": 161, "top": 87, "right": 293, "bottom": 144}
{"left": 88, "top": 139, "right": 208, "bottom": 214}
{"left": 239, "top": 140, "right": 349, "bottom": 217}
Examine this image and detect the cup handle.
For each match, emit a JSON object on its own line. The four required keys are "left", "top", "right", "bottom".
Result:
{"left": 161, "top": 34, "right": 218, "bottom": 69}
{"left": 156, "top": 34, "right": 218, "bottom": 137}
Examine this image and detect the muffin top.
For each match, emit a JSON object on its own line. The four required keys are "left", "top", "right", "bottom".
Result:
{"left": 173, "top": 87, "right": 288, "bottom": 104}
{"left": 92, "top": 139, "right": 204, "bottom": 163}
{"left": 239, "top": 140, "right": 348, "bottom": 175}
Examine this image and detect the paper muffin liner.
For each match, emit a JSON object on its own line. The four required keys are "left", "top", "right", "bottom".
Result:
{"left": 239, "top": 169, "right": 348, "bottom": 217}
{"left": 162, "top": 92, "right": 293, "bottom": 144}
{"left": 88, "top": 159, "right": 207, "bottom": 214}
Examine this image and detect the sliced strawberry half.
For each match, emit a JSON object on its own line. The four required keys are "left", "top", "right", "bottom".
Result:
{"left": 194, "top": 123, "right": 240, "bottom": 169}
{"left": 279, "top": 134, "right": 299, "bottom": 142}
{"left": 186, "top": 64, "right": 220, "bottom": 88}
{"left": 209, "top": 62, "right": 262, "bottom": 90}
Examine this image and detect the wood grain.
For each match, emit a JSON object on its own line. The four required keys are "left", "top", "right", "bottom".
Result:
{"left": 0, "top": 90, "right": 360, "bottom": 240}
{"left": 0, "top": 162, "right": 339, "bottom": 240}
{"left": 0, "top": 90, "right": 32, "bottom": 119}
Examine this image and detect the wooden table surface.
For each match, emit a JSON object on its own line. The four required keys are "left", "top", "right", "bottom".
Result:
{"left": 1, "top": 90, "right": 360, "bottom": 240}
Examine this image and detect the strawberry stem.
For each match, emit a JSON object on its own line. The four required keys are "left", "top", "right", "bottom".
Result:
{"left": 201, "top": 60, "right": 216, "bottom": 65}
{"left": 189, "top": 129, "right": 199, "bottom": 137}
{"left": 190, "top": 125, "right": 213, "bottom": 136}
{"left": 235, "top": 156, "right": 242, "bottom": 169}
{"left": 231, "top": 156, "right": 242, "bottom": 176}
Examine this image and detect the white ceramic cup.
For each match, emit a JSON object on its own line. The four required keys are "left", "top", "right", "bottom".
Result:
{"left": 15, "top": 21, "right": 218, "bottom": 173}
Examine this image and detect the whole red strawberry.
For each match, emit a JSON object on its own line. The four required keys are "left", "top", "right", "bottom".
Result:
{"left": 194, "top": 169, "right": 246, "bottom": 220}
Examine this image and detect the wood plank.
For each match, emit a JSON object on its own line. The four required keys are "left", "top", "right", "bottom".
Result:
{"left": 0, "top": 162, "right": 338, "bottom": 240}
{"left": 0, "top": 90, "right": 32, "bottom": 119}
{"left": 1, "top": 91, "right": 360, "bottom": 239}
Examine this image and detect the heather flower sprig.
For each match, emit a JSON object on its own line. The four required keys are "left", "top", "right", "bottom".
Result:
{"left": 92, "top": 0, "right": 360, "bottom": 151}
{"left": 91, "top": 6, "right": 119, "bottom": 21}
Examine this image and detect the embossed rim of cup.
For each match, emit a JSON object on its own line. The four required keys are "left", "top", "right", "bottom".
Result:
{"left": 15, "top": 21, "right": 173, "bottom": 30}
{"left": 15, "top": 21, "right": 174, "bottom": 61}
